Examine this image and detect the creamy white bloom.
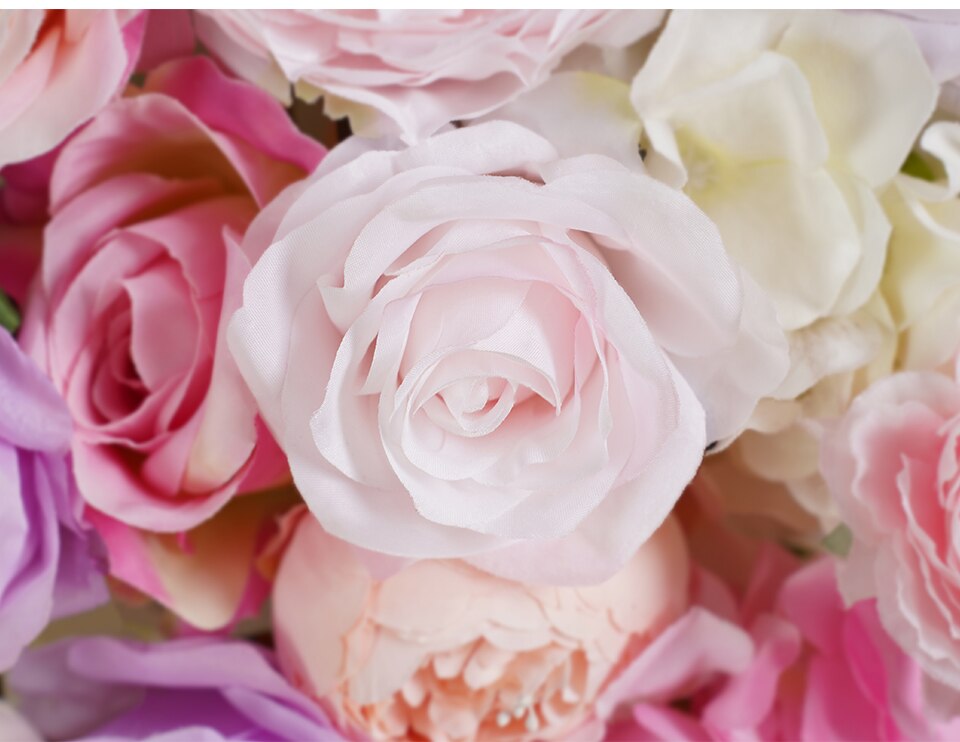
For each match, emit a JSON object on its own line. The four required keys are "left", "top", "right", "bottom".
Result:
{"left": 702, "top": 121, "right": 960, "bottom": 533}
{"left": 702, "top": 302, "right": 897, "bottom": 535}
{"left": 698, "top": 119, "right": 960, "bottom": 533}
{"left": 631, "top": 10, "right": 935, "bottom": 397}
{"left": 883, "top": 121, "right": 960, "bottom": 371}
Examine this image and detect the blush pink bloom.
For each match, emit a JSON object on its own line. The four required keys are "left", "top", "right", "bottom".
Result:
{"left": 20, "top": 57, "right": 325, "bottom": 623}
{"left": 0, "top": 11, "right": 145, "bottom": 168}
{"left": 606, "top": 553, "right": 960, "bottom": 741}
{"left": 194, "top": 10, "right": 664, "bottom": 142}
{"left": 229, "top": 122, "right": 788, "bottom": 584}
{"left": 273, "top": 510, "right": 689, "bottom": 741}
{"left": 774, "top": 561, "right": 960, "bottom": 742}
{"left": 822, "top": 362, "right": 960, "bottom": 696}
{"left": 599, "top": 546, "right": 798, "bottom": 741}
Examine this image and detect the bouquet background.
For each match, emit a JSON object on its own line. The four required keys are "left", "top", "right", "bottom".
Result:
{"left": 1, "top": 9, "right": 960, "bottom": 741}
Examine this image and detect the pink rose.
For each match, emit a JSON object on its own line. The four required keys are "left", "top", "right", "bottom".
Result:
{"left": 822, "top": 363, "right": 960, "bottom": 696}
{"left": 194, "top": 10, "right": 664, "bottom": 141}
{"left": 20, "top": 57, "right": 325, "bottom": 623}
{"left": 229, "top": 122, "right": 788, "bottom": 584}
{"left": 272, "top": 509, "right": 689, "bottom": 741}
{"left": 0, "top": 11, "right": 146, "bottom": 168}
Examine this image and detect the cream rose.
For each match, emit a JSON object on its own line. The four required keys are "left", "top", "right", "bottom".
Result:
{"left": 706, "top": 120, "right": 960, "bottom": 534}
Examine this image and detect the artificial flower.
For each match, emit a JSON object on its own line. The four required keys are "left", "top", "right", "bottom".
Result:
{"left": 20, "top": 55, "right": 324, "bottom": 619}
{"left": 229, "top": 121, "right": 787, "bottom": 583}
{"left": 875, "top": 11, "right": 960, "bottom": 117}
{"left": 609, "top": 552, "right": 960, "bottom": 741}
{"left": 822, "top": 361, "right": 960, "bottom": 694}
{"left": 272, "top": 509, "right": 689, "bottom": 741}
{"left": 195, "top": 10, "right": 663, "bottom": 142}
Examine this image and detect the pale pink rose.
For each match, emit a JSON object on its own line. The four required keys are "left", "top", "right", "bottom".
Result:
{"left": 194, "top": 10, "right": 664, "bottom": 142}
{"left": 0, "top": 10, "right": 146, "bottom": 168}
{"left": 20, "top": 57, "right": 325, "bottom": 625}
{"left": 607, "top": 552, "right": 960, "bottom": 741}
{"left": 229, "top": 122, "right": 788, "bottom": 584}
{"left": 273, "top": 509, "right": 690, "bottom": 741}
{"left": 821, "top": 362, "right": 960, "bottom": 697}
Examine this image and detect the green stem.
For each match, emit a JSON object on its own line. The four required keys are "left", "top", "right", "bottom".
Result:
{"left": 0, "top": 289, "right": 21, "bottom": 334}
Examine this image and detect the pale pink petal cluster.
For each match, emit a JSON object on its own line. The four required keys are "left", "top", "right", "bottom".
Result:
{"left": 606, "top": 551, "right": 960, "bottom": 741}
{"left": 229, "top": 121, "right": 788, "bottom": 584}
{"left": 273, "top": 511, "right": 689, "bottom": 741}
{"left": 822, "top": 362, "right": 960, "bottom": 695}
{"left": 195, "top": 10, "right": 663, "bottom": 141}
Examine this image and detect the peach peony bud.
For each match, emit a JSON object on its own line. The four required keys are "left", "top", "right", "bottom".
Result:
{"left": 273, "top": 512, "right": 689, "bottom": 740}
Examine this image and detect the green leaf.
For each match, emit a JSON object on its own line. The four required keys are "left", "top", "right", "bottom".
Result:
{"left": 0, "top": 288, "right": 20, "bottom": 334}
{"left": 821, "top": 523, "right": 853, "bottom": 558}
{"left": 902, "top": 151, "right": 937, "bottom": 182}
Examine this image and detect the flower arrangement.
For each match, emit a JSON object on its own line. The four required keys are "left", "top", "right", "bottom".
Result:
{"left": 1, "top": 9, "right": 960, "bottom": 741}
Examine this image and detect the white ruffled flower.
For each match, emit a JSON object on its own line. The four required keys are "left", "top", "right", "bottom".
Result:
{"left": 882, "top": 121, "right": 960, "bottom": 371}
{"left": 630, "top": 10, "right": 935, "bottom": 400}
